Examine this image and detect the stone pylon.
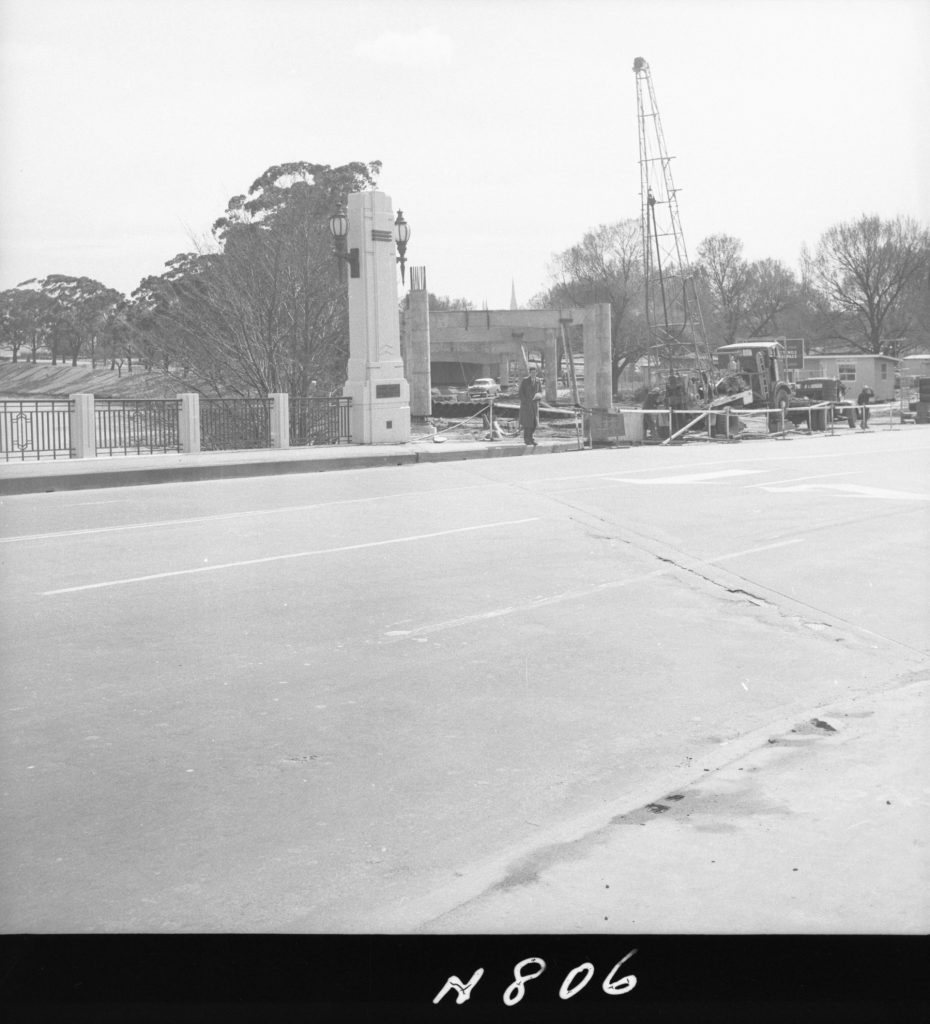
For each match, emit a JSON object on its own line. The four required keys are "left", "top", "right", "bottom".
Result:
{"left": 341, "top": 190, "right": 411, "bottom": 444}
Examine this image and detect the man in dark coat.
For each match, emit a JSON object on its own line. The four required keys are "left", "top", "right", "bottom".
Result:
{"left": 857, "top": 385, "right": 873, "bottom": 429}
{"left": 518, "top": 367, "right": 542, "bottom": 445}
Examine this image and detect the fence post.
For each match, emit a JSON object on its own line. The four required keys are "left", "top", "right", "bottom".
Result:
{"left": 178, "top": 393, "right": 201, "bottom": 453}
{"left": 270, "top": 393, "right": 289, "bottom": 449}
{"left": 69, "top": 393, "right": 96, "bottom": 459}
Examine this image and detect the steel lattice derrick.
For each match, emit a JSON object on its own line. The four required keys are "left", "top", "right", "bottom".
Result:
{"left": 633, "top": 56, "right": 713, "bottom": 407}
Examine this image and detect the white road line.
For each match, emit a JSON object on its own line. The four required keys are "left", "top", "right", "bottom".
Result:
{"left": 605, "top": 469, "right": 763, "bottom": 485}
{"left": 760, "top": 483, "right": 930, "bottom": 501}
{"left": 382, "top": 539, "right": 805, "bottom": 640}
{"left": 63, "top": 499, "right": 132, "bottom": 507}
{"left": 750, "top": 471, "right": 855, "bottom": 487}
{"left": 40, "top": 518, "right": 541, "bottom": 596}
{"left": 382, "top": 568, "right": 670, "bottom": 640}
{"left": 705, "top": 538, "right": 804, "bottom": 562}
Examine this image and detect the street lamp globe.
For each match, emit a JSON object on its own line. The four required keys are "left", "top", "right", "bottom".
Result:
{"left": 393, "top": 210, "right": 410, "bottom": 247}
{"left": 329, "top": 203, "right": 348, "bottom": 241}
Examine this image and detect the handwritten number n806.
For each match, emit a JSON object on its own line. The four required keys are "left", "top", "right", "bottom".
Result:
{"left": 433, "top": 950, "right": 637, "bottom": 1006}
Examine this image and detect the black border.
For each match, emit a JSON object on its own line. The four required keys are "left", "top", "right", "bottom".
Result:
{"left": 2, "top": 934, "right": 928, "bottom": 1024}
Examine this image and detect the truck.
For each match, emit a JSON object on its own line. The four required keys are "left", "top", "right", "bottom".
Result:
{"left": 793, "top": 376, "right": 857, "bottom": 428}
{"left": 711, "top": 340, "right": 834, "bottom": 431}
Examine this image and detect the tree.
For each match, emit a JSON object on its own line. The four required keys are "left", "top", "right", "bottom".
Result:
{"left": 742, "top": 258, "right": 803, "bottom": 339}
{"left": 537, "top": 219, "right": 645, "bottom": 389}
{"left": 97, "top": 297, "right": 138, "bottom": 373}
{"left": 0, "top": 286, "right": 50, "bottom": 362}
{"left": 428, "top": 294, "right": 474, "bottom": 311}
{"left": 134, "top": 160, "right": 382, "bottom": 396}
{"left": 1, "top": 277, "right": 122, "bottom": 366}
{"left": 890, "top": 264, "right": 930, "bottom": 354}
{"left": 804, "top": 214, "right": 930, "bottom": 355}
{"left": 696, "top": 234, "right": 752, "bottom": 346}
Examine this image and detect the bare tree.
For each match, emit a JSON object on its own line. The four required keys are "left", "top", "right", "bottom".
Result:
{"left": 804, "top": 214, "right": 930, "bottom": 355}
{"left": 743, "top": 258, "right": 801, "bottom": 338}
{"left": 696, "top": 234, "right": 752, "bottom": 345}
{"left": 538, "top": 219, "right": 645, "bottom": 388}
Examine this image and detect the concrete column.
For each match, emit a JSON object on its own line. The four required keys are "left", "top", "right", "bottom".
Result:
{"left": 543, "top": 327, "right": 559, "bottom": 401}
{"left": 583, "top": 303, "right": 615, "bottom": 445}
{"left": 342, "top": 190, "right": 411, "bottom": 444}
{"left": 270, "top": 393, "right": 289, "bottom": 448}
{"left": 404, "top": 267, "right": 431, "bottom": 418}
{"left": 583, "top": 303, "right": 613, "bottom": 410}
{"left": 178, "top": 393, "right": 200, "bottom": 453}
{"left": 69, "top": 393, "right": 96, "bottom": 459}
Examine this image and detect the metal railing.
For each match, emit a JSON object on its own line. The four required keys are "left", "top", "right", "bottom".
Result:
{"left": 200, "top": 398, "right": 272, "bottom": 450}
{"left": 94, "top": 400, "right": 181, "bottom": 456}
{"left": 289, "top": 396, "right": 352, "bottom": 446}
{"left": 1, "top": 400, "right": 72, "bottom": 461}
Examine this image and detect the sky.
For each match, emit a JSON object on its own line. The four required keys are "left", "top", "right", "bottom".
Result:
{"left": 1, "top": 0, "right": 928, "bottom": 309}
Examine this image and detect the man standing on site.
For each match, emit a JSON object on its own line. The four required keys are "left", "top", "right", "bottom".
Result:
{"left": 857, "top": 384, "right": 874, "bottom": 429}
{"left": 518, "top": 366, "right": 542, "bottom": 446}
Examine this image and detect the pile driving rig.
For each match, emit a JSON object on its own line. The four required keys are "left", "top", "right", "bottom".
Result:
{"left": 633, "top": 56, "right": 714, "bottom": 415}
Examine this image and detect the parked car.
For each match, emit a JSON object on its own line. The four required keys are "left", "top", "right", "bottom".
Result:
{"left": 467, "top": 378, "right": 501, "bottom": 399}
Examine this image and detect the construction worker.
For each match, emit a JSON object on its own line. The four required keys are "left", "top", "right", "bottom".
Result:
{"left": 857, "top": 385, "right": 873, "bottom": 429}
{"left": 642, "top": 386, "right": 662, "bottom": 440}
{"left": 518, "top": 366, "right": 542, "bottom": 445}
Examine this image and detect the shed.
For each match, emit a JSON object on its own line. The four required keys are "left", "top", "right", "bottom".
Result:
{"left": 801, "top": 353, "right": 900, "bottom": 401}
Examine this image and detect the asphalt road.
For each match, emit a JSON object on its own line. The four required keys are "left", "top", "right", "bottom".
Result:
{"left": 1, "top": 428, "right": 928, "bottom": 932}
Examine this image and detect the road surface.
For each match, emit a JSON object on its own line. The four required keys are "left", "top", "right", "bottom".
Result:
{"left": 1, "top": 428, "right": 927, "bottom": 931}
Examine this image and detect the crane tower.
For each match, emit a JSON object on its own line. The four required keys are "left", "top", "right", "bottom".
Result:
{"left": 633, "top": 56, "right": 712, "bottom": 408}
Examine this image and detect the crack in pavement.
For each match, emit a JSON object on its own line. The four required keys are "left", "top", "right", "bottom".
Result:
{"left": 546, "top": 499, "right": 927, "bottom": 660}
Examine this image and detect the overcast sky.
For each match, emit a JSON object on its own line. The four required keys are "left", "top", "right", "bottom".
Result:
{"left": 1, "top": 0, "right": 928, "bottom": 308}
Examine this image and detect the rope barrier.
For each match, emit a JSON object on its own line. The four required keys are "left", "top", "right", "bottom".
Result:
{"left": 413, "top": 397, "right": 584, "bottom": 443}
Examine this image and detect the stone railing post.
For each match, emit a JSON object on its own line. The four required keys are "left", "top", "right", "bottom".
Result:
{"left": 69, "top": 393, "right": 96, "bottom": 459}
{"left": 178, "top": 394, "right": 201, "bottom": 453}
{"left": 270, "top": 393, "right": 289, "bottom": 448}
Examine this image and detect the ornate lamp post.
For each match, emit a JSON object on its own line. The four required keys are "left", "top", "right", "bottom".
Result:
{"left": 328, "top": 202, "right": 359, "bottom": 280}
{"left": 393, "top": 209, "right": 410, "bottom": 284}
{"left": 329, "top": 201, "right": 410, "bottom": 283}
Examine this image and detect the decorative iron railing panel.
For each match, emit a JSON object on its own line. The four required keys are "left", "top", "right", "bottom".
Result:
{"left": 290, "top": 397, "right": 352, "bottom": 445}
{"left": 200, "top": 399, "right": 272, "bottom": 450}
{"left": 94, "top": 400, "right": 181, "bottom": 456}
{"left": 1, "top": 400, "right": 72, "bottom": 461}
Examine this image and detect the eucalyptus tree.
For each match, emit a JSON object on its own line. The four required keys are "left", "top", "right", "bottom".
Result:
{"left": 134, "top": 160, "right": 381, "bottom": 396}
{"left": 31, "top": 275, "right": 125, "bottom": 366}
{"left": 1, "top": 276, "right": 122, "bottom": 365}
{"left": 0, "top": 286, "right": 49, "bottom": 361}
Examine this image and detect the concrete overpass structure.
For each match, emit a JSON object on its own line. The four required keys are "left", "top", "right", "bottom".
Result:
{"left": 400, "top": 267, "right": 613, "bottom": 420}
